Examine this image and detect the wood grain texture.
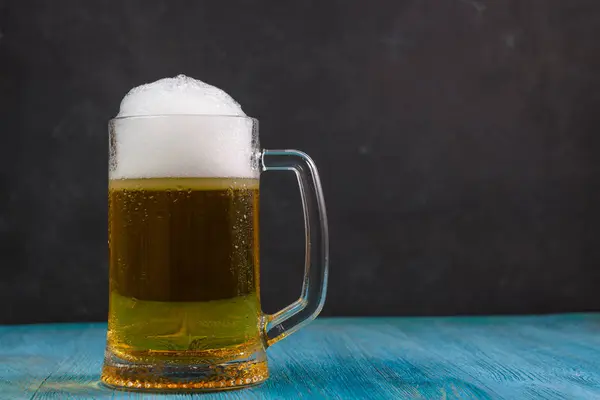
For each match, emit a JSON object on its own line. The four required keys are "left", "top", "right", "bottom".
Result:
{"left": 2, "top": 315, "right": 600, "bottom": 399}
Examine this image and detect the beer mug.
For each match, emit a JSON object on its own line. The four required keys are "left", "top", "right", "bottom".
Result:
{"left": 101, "top": 115, "right": 328, "bottom": 391}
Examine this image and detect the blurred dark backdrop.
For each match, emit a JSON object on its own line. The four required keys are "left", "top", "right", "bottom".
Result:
{"left": 0, "top": 0, "right": 599, "bottom": 323}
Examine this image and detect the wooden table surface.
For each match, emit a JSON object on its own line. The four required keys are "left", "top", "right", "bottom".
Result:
{"left": 2, "top": 314, "right": 600, "bottom": 399}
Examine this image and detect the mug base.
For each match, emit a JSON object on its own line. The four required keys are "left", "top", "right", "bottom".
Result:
{"left": 101, "top": 349, "right": 268, "bottom": 392}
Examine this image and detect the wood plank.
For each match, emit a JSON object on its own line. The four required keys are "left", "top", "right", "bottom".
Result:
{"left": 1, "top": 315, "right": 600, "bottom": 399}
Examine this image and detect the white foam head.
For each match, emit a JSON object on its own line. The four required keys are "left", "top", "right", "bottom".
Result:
{"left": 111, "top": 75, "right": 257, "bottom": 179}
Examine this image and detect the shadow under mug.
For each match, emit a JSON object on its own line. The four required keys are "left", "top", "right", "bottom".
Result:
{"left": 101, "top": 115, "right": 329, "bottom": 391}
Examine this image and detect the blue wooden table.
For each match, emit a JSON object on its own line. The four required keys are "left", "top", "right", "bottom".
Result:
{"left": 2, "top": 314, "right": 600, "bottom": 399}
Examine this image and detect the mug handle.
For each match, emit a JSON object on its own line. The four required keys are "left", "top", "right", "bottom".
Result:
{"left": 261, "top": 150, "right": 329, "bottom": 346}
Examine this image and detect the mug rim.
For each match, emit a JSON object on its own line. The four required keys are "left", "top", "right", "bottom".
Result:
{"left": 110, "top": 114, "right": 258, "bottom": 123}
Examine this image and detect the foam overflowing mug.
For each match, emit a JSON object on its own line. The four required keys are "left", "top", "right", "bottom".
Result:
{"left": 101, "top": 75, "right": 329, "bottom": 391}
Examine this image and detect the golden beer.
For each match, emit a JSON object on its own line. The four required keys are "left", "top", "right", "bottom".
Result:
{"left": 103, "top": 79, "right": 329, "bottom": 391}
{"left": 102, "top": 177, "right": 267, "bottom": 388}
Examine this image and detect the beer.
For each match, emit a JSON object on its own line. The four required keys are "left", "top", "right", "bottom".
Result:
{"left": 106, "top": 177, "right": 262, "bottom": 365}
{"left": 102, "top": 75, "right": 329, "bottom": 391}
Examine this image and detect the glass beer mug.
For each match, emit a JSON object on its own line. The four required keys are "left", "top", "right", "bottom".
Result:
{"left": 102, "top": 115, "right": 328, "bottom": 391}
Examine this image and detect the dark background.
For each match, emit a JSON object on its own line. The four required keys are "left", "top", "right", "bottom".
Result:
{"left": 0, "top": 0, "right": 599, "bottom": 324}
